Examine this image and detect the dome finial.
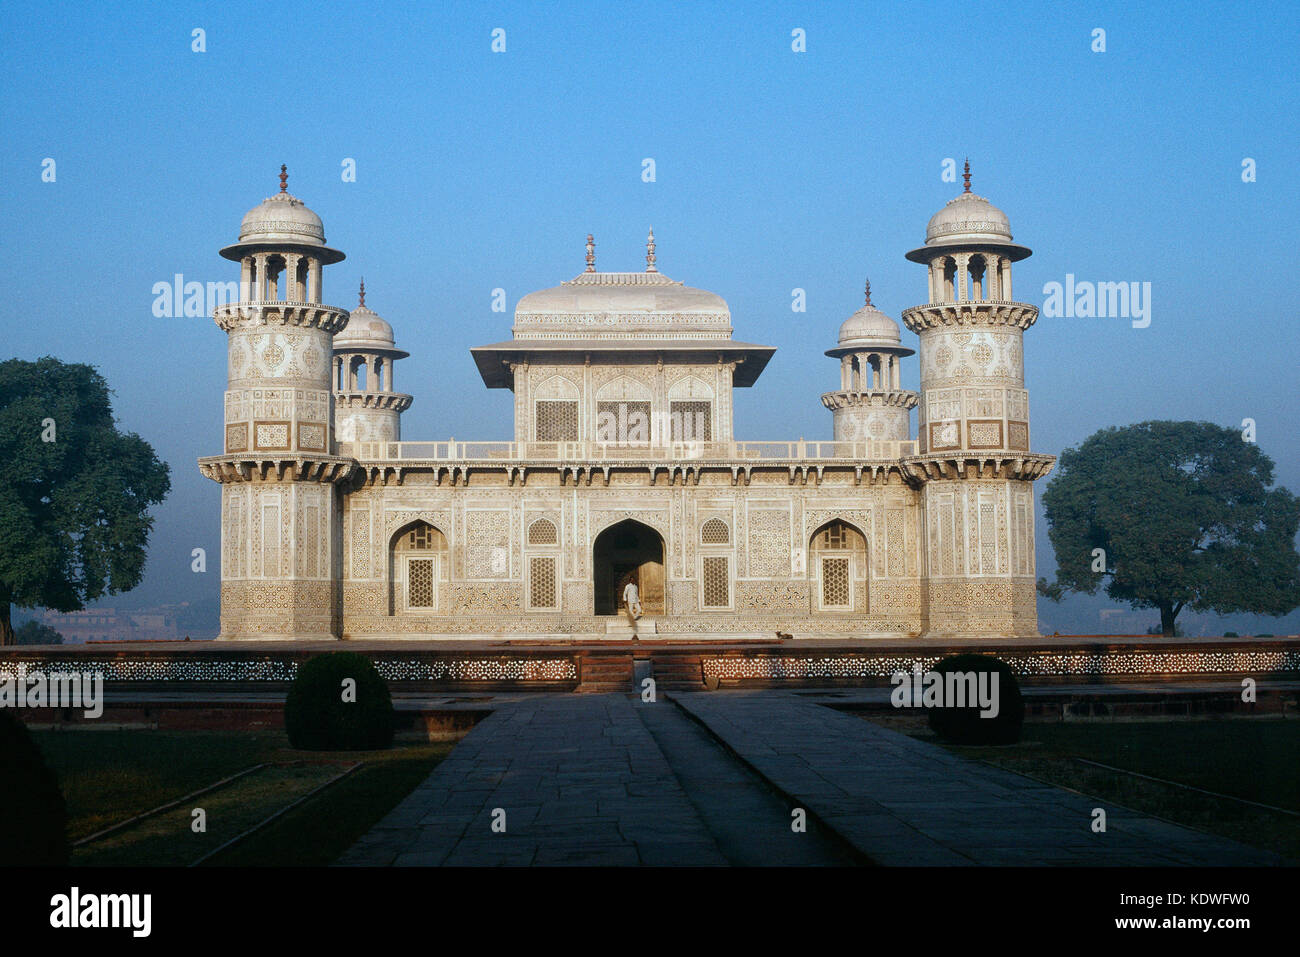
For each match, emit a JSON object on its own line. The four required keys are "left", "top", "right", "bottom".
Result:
{"left": 585, "top": 234, "right": 595, "bottom": 272}
{"left": 864, "top": 278, "right": 872, "bottom": 306}
{"left": 279, "top": 164, "right": 288, "bottom": 193}
{"left": 359, "top": 277, "right": 366, "bottom": 307}
{"left": 962, "top": 158, "right": 971, "bottom": 193}
{"left": 646, "top": 227, "right": 657, "bottom": 273}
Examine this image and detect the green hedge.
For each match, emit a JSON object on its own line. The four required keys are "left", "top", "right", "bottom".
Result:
{"left": 926, "top": 653, "right": 1024, "bottom": 745}
{"left": 0, "top": 710, "right": 70, "bottom": 865}
{"left": 285, "top": 652, "right": 395, "bottom": 751}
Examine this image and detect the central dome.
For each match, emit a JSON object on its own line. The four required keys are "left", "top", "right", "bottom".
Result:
{"left": 515, "top": 271, "right": 729, "bottom": 318}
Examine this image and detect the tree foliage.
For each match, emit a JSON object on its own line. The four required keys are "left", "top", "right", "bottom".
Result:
{"left": 14, "top": 621, "right": 64, "bottom": 645}
{"left": 0, "top": 357, "right": 170, "bottom": 645}
{"left": 1038, "top": 421, "right": 1300, "bottom": 635}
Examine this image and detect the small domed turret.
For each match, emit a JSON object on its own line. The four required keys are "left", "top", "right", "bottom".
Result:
{"left": 821, "top": 279, "right": 917, "bottom": 443}
{"left": 220, "top": 165, "right": 345, "bottom": 265}
{"left": 332, "top": 280, "right": 413, "bottom": 444}
{"left": 906, "top": 160, "right": 1030, "bottom": 264}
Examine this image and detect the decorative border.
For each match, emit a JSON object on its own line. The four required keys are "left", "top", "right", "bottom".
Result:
{"left": 701, "top": 648, "right": 1300, "bottom": 680}
{"left": 0, "top": 655, "right": 577, "bottom": 683}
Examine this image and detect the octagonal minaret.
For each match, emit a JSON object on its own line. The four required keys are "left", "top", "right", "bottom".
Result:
{"left": 821, "top": 279, "right": 918, "bottom": 445}
{"left": 198, "top": 166, "right": 355, "bottom": 640}
{"left": 333, "top": 279, "right": 412, "bottom": 448}
{"left": 901, "top": 162, "right": 1054, "bottom": 637}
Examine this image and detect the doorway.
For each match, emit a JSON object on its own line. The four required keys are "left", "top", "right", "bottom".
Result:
{"left": 593, "top": 519, "right": 665, "bottom": 616}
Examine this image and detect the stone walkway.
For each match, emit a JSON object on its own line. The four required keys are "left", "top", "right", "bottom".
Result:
{"left": 340, "top": 691, "right": 1287, "bottom": 866}
{"left": 672, "top": 691, "right": 1287, "bottom": 866}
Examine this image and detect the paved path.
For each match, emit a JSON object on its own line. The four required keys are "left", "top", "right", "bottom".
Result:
{"left": 672, "top": 691, "right": 1287, "bottom": 866}
{"left": 340, "top": 693, "right": 854, "bottom": 866}
{"left": 341, "top": 691, "right": 1287, "bottom": 866}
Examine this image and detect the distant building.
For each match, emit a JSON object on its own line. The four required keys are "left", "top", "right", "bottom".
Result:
{"left": 38, "top": 605, "right": 194, "bottom": 643}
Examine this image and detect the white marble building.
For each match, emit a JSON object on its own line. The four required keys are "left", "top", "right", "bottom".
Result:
{"left": 199, "top": 166, "right": 1054, "bottom": 640}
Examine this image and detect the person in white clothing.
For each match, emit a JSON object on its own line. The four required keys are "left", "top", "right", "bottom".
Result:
{"left": 622, "top": 580, "right": 642, "bottom": 623}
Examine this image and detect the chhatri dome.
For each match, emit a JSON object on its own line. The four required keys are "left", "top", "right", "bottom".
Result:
{"left": 829, "top": 279, "right": 913, "bottom": 356}
{"left": 219, "top": 165, "right": 345, "bottom": 264}
{"left": 334, "top": 278, "right": 405, "bottom": 354}
{"left": 906, "top": 160, "right": 1031, "bottom": 263}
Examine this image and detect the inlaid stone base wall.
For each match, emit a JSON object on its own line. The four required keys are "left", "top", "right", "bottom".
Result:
{"left": 220, "top": 580, "right": 338, "bottom": 640}
{"left": 921, "top": 578, "right": 1039, "bottom": 637}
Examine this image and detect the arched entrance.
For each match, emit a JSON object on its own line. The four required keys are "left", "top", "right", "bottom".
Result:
{"left": 593, "top": 519, "right": 665, "bottom": 616}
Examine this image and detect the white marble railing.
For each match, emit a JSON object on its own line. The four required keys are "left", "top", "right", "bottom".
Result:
{"left": 344, "top": 439, "right": 918, "bottom": 462}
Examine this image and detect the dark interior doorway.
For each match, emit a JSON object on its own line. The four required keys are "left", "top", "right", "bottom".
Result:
{"left": 593, "top": 519, "right": 665, "bottom": 615}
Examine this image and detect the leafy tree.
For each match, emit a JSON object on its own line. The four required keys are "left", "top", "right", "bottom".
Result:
{"left": 0, "top": 358, "right": 170, "bottom": 645}
{"left": 14, "top": 621, "right": 63, "bottom": 645}
{"left": 1038, "top": 421, "right": 1300, "bottom": 636}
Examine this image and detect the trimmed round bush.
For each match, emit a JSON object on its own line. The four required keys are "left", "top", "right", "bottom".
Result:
{"left": 0, "top": 710, "right": 71, "bottom": 866}
{"left": 926, "top": 653, "right": 1024, "bottom": 745}
{"left": 285, "top": 652, "right": 395, "bottom": 751}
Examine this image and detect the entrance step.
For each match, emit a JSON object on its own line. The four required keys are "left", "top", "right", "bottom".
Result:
{"left": 576, "top": 651, "right": 634, "bottom": 693}
{"left": 649, "top": 653, "right": 706, "bottom": 691}
{"left": 605, "top": 618, "right": 658, "bottom": 637}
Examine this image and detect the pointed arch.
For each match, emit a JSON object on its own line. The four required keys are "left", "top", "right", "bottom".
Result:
{"left": 389, "top": 520, "right": 448, "bottom": 615}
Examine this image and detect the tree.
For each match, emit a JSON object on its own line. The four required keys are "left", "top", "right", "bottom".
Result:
{"left": 1038, "top": 421, "right": 1300, "bottom": 636}
{"left": 0, "top": 358, "right": 170, "bottom": 645}
{"left": 14, "top": 621, "right": 63, "bottom": 645}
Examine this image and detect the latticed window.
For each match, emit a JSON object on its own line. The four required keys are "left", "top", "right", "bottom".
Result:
{"left": 407, "top": 525, "right": 434, "bottom": 549}
{"left": 670, "top": 401, "right": 712, "bottom": 441}
{"left": 702, "top": 556, "right": 730, "bottom": 608}
{"left": 536, "top": 400, "right": 578, "bottom": 442}
{"left": 821, "top": 557, "right": 851, "bottom": 608}
{"left": 595, "top": 400, "right": 651, "bottom": 444}
{"left": 700, "top": 518, "right": 730, "bottom": 545}
{"left": 819, "top": 521, "right": 850, "bottom": 549}
{"left": 407, "top": 558, "right": 435, "bottom": 609}
{"left": 530, "top": 556, "right": 557, "bottom": 609}
{"left": 527, "top": 518, "right": 558, "bottom": 545}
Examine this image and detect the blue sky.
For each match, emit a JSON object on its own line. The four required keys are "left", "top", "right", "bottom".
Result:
{"left": 2, "top": 1, "right": 1297, "bottom": 633}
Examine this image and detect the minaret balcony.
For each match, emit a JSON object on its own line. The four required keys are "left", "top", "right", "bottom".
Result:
{"left": 334, "top": 391, "right": 413, "bottom": 412}
{"left": 901, "top": 300, "right": 1038, "bottom": 333}
{"left": 821, "top": 390, "right": 919, "bottom": 411}
{"left": 213, "top": 300, "right": 350, "bottom": 333}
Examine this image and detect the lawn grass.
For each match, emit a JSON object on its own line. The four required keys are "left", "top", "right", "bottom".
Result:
{"left": 75, "top": 763, "right": 348, "bottom": 867}
{"left": 33, "top": 730, "right": 285, "bottom": 841}
{"left": 878, "top": 717, "right": 1300, "bottom": 860}
{"left": 31, "top": 729, "right": 453, "bottom": 865}
{"left": 208, "top": 743, "right": 452, "bottom": 866}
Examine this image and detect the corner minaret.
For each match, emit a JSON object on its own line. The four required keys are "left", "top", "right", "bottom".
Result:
{"left": 332, "top": 280, "right": 413, "bottom": 446}
{"left": 821, "top": 279, "right": 918, "bottom": 444}
{"left": 198, "top": 167, "right": 355, "bottom": 640}
{"left": 901, "top": 163, "right": 1054, "bottom": 636}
